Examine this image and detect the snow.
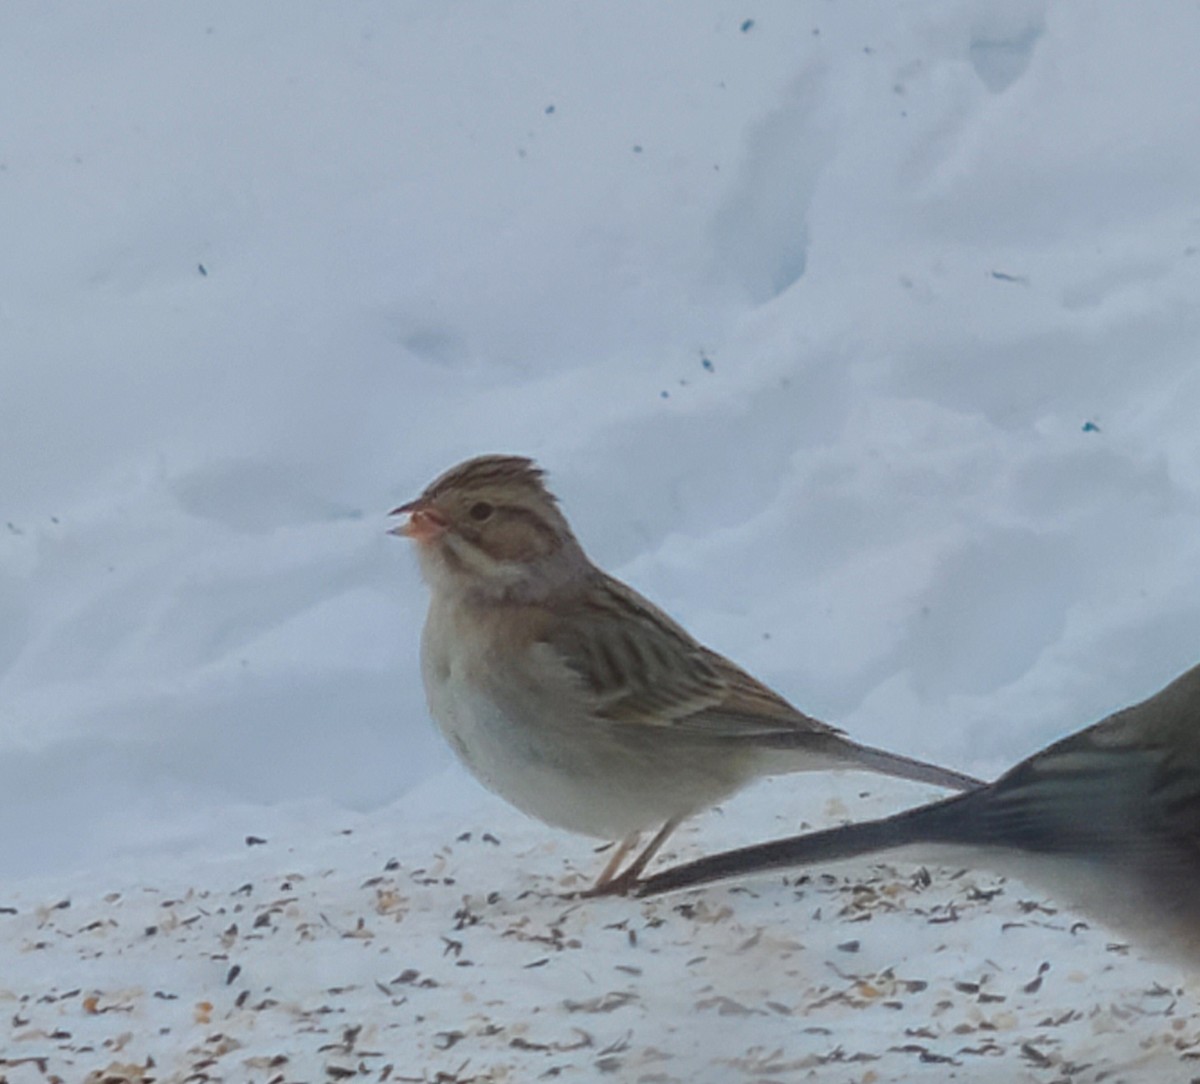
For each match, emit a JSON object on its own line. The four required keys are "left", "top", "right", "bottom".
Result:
{"left": 3, "top": 1, "right": 1200, "bottom": 1078}
{"left": 5, "top": 780, "right": 1200, "bottom": 1083}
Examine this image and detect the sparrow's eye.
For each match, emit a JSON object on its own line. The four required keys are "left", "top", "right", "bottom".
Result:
{"left": 469, "top": 501, "right": 494, "bottom": 522}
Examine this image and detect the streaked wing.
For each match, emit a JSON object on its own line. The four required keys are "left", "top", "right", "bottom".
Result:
{"left": 964, "top": 718, "right": 1200, "bottom": 858}
{"left": 545, "top": 572, "right": 841, "bottom": 739}
{"left": 692, "top": 647, "right": 843, "bottom": 738}
{"left": 960, "top": 747, "right": 1163, "bottom": 854}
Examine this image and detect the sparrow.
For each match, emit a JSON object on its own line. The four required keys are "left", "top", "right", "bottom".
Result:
{"left": 636, "top": 662, "right": 1200, "bottom": 965}
{"left": 391, "top": 454, "right": 980, "bottom": 894}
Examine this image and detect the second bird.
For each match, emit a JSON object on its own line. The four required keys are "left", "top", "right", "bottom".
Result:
{"left": 391, "top": 454, "right": 980, "bottom": 894}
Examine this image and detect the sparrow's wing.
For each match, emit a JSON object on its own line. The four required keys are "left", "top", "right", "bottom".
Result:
{"left": 543, "top": 573, "right": 980, "bottom": 790}
{"left": 545, "top": 572, "right": 840, "bottom": 738}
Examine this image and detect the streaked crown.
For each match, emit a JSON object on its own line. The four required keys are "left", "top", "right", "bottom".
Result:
{"left": 422, "top": 455, "right": 552, "bottom": 505}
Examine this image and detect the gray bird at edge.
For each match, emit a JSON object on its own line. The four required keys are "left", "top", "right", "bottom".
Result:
{"left": 638, "top": 662, "right": 1200, "bottom": 966}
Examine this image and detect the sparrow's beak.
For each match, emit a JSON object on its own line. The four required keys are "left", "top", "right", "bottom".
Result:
{"left": 388, "top": 498, "right": 448, "bottom": 543}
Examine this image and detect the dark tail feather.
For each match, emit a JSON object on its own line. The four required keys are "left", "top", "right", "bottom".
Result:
{"left": 637, "top": 793, "right": 971, "bottom": 897}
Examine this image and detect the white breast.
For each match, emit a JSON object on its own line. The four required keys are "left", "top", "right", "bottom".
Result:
{"left": 417, "top": 597, "right": 741, "bottom": 840}
{"left": 419, "top": 600, "right": 612, "bottom": 837}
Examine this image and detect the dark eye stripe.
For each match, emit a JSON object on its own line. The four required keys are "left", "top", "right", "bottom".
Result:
{"left": 501, "top": 505, "right": 561, "bottom": 544}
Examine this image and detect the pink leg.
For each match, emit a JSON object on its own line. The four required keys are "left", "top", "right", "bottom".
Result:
{"left": 584, "top": 817, "right": 683, "bottom": 897}
{"left": 591, "top": 832, "right": 640, "bottom": 891}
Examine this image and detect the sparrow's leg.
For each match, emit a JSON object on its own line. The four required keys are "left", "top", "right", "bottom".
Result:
{"left": 589, "top": 832, "right": 641, "bottom": 891}
{"left": 584, "top": 816, "right": 683, "bottom": 897}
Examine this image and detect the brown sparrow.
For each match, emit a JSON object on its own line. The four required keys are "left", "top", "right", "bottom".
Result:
{"left": 636, "top": 663, "right": 1200, "bottom": 965}
{"left": 391, "top": 454, "right": 980, "bottom": 895}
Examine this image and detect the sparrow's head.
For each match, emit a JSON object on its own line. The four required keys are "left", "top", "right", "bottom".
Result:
{"left": 390, "top": 454, "right": 588, "bottom": 601}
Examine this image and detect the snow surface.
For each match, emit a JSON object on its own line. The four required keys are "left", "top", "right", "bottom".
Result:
{"left": 5, "top": 778, "right": 1200, "bottom": 1084}
{"left": 3, "top": 1, "right": 1200, "bottom": 1079}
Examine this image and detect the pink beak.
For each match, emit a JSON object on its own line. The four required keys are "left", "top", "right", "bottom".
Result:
{"left": 388, "top": 498, "right": 448, "bottom": 543}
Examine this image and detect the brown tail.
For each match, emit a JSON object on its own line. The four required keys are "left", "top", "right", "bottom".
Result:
{"left": 839, "top": 740, "right": 983, "bottom": 791}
